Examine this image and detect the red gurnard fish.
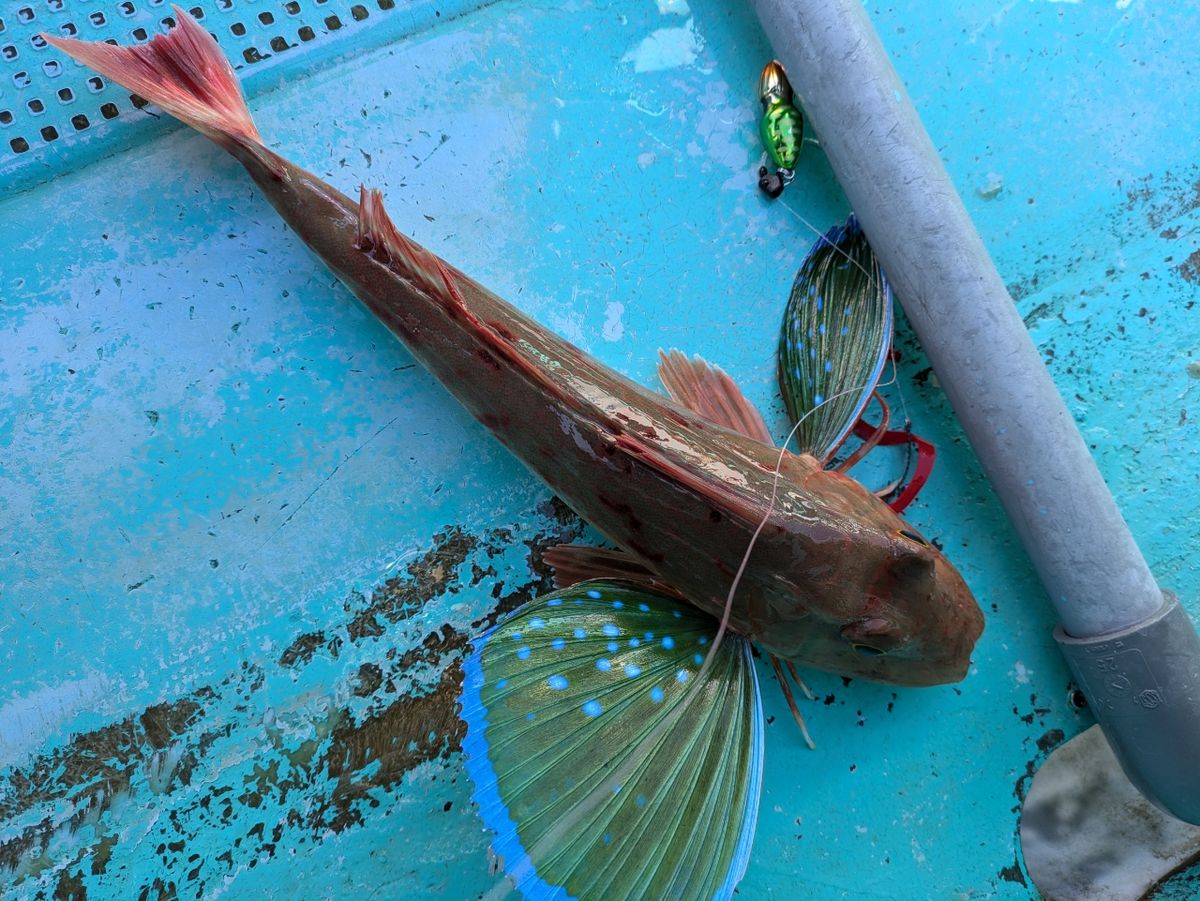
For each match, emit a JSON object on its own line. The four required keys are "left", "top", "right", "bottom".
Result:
{"left": 46, "top": 12, "right": 983, "bottom": 901}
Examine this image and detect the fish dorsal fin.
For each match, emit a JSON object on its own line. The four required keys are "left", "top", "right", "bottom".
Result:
{"left": 355, "top": 186, "right": 465, "bottom": 309}
{"left": 778, "top": 214, "right": 893, "bottom": 461}
{"left": 657, "top": 349, "right": 774, "bottom": 445}
{"left": 459, "top": 581, "right": 764, "bottom": 900}
{"left": 544, "top": 544, "right": 685, "bottom": 598}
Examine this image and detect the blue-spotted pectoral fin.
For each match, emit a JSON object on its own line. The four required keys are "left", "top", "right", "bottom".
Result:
{"left": 459, "top": 580, "right": 764, "bottom": 901}
{"left": 778, "top": 214, "right": 893, "bottom": 462}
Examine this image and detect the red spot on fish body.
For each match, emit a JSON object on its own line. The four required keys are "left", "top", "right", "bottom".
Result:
{"left": 598, "top": 495, "right": 643, "bottom": 533}
{"left": 474, "top": 348, "right": 502, "bottom": 371}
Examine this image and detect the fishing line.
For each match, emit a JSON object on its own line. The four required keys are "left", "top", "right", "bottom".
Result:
{"left": 687, "top": 363, "right": 906, "bottom": 755}
{"left": 777, "top": 197, "right": 879, "bottom": 286}
{"left": 702, "top": 191, "right": 919, "bottom": 668}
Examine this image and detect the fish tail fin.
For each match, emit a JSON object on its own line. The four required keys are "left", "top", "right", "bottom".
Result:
{"left": 41, "top": 6, "right": 261, "bottom": 151}
{"left": 459, "top": 580, "right": 764, "bottom": 900}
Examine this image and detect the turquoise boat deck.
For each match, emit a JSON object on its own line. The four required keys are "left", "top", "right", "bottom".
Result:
{"left": 2, "top": 1, "right": 1198, "bottom": 897}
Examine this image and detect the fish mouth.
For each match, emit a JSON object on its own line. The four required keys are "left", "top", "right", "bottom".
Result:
{"left": 768, "top": 627, "right": 981, "bottom": 688}
{"left": 840, "top": 648, "right": 976, "bottom": 688}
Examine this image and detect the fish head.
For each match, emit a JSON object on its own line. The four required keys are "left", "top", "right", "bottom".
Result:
{"left": 763, "top": 469, "right": 985, "bottom": 687}
{"left": 834, "top": 521, "right": 984, "bottom": 686}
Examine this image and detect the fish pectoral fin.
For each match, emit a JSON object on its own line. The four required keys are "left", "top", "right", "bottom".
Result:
{"left": 544, "top": 544, "right": 685, "bottom": 598}
{"left": 657, "top": 349, "right": 775, "bottom": 446}
{"left": 460, "top": 580, "right": 764, "bottom": 901}
{"left": 778, "top": 214, "right": 894, "bottom": 461}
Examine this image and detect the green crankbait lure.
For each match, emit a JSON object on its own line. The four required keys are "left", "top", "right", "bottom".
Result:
{"left": 757, "top": 60, "right": 804, "bottom": 198}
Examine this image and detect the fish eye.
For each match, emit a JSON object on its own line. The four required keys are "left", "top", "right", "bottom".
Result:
{"left": 897, "top": 528, "right": 927, "bottom": 546}
{"left": 852, "top": 643, "right": 886, "bottom": 657}
{"left": 840, "top": 617, "right": 903, "bottom": 654}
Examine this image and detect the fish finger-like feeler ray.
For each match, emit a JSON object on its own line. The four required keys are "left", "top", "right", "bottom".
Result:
{"left": 769, "top": 653, "right": 815, "bottom": 750}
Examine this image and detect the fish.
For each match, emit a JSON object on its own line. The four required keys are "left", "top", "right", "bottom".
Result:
{"left": 44, "top": 11, "right": 984, "bottom": 900}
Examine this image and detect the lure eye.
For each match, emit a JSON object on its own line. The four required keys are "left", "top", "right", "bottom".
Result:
{"left": 851, "top": 643, "right": 886, "bottom": 657}
{"left": 897, "top": 528, "right": 927, "bottom": 546}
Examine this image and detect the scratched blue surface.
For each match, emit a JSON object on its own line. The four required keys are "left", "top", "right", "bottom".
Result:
{"left": 2, "top": 0, "right": 1199, "bottom": 898}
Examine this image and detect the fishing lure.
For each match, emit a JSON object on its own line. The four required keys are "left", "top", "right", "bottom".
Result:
{"left": 778, "top": 215, "right": 936, "bottom": 512}
{"left": 45, "top": 12, "right": 983, "bottom": 899}
{"left": 756, "top": 60, "right": 804, "bottom": 199}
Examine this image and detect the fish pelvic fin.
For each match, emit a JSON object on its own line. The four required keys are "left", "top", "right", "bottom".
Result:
{"left": 356, "top": 186, "right": 467, "bottom": 310}
{"left": 42, "top": 6, "right": 262, "bottom": 151}
{"left": 459, "top": 581, "right": 764, "bottom": 900}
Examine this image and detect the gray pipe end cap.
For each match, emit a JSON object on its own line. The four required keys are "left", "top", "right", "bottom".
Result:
{"left": 1055, "top": 593, "right": 1200, "bottom": 825}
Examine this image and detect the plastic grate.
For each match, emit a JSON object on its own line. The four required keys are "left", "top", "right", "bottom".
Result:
{"left": 0, "top": 0, "right": 488, "bottom": 194}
